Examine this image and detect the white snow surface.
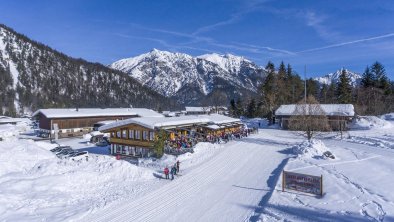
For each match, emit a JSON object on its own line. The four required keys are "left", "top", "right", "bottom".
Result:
{"left": 314, "top": 68, "right": 362, "bottom": 87}
{"left": 2, "top": 114, "right": 394, "bottom": 221}
{"left": 197, "top": 53, "right": 251, "bottom": 73}
{"left": 275, "top": 104, "right": 355, "bottom": 116}
{"left": 292, "top": 139, "right": 333, "bottom": 159}
{"left": 110, "top": 49, "right": 263, "bottom": 97}
{"left": 32, "top": 108, "right": 163, "bottom": 118}
{"left": 0, "top": 28, "right": 20, "bottom": 89}
{"left": 349, "top": 115, "right": 392, "bottom": 130}
{"left": 99, "top": 114, "right": 241, "bottom": 131}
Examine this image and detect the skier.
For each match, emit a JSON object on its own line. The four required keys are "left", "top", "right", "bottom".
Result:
{"left": 170, "top": 166, "right": 176, "bottom": 180}
{"left": 164, "top": 166, "right": 169, "bottom": 179}
{"left": 176, "top": 160, "right": 180, "bottom": 173}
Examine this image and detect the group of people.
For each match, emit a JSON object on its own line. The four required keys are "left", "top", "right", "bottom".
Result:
{"left": 165, "top": 136, "right": 193, "bottom": 149}
{"left": 205, "top": 127, "right": 257, "bottom": 144}
{"left": 163, "top": 160, "right": 180, "bottom": 180}
{"left": 163, "top": 127, "right": 259, "bottom": 154}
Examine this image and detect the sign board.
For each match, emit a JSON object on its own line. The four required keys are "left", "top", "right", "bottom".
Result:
{"left": 282, "top": 170, "right": 323, "bottom": 196}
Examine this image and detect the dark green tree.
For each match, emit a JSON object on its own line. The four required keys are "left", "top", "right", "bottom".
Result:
{"left": 361, "top": 66, "right": 375, "bottom": 88}
{"left": 336, "top": 69, "right": 353, "bottom": 104}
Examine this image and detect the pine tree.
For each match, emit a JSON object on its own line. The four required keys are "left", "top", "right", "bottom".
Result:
{"left": 371, "top": 61, "right": 390, "bottom": 93}
{"left": 361, "top": 66, "right": 374, "bottom": 88}
{"left": 336, "top": 69, "right": 353, "bottom": 104}
{"left": 246, "top": 99, "right": 257, "bottom": 118}
{"left": 229, "top": 99, "right": 236, "bottom": 117}
{"left": 235, "top": 98, "right": 244, "bottom": 117}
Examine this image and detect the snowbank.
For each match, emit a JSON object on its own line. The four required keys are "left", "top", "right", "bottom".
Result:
{"left": 350, "top": 116, "right": 392, "bottom": 130}
{"left": 0, "top": 139, "right": 155, "bottom": 221}
{"left": 381, "top": 113, "right": 394, "bottom": 121}
{"left": 0, "top": 120, "right": 30, "bottom": 140}
{"left": 138, "top": 142, "right": 220, "bottom": 170}
{"left": 293, "top": 139, "right": 334, "bottom": 159}
{"left": 241, "top": 117, "right": 268, "bottom": 129}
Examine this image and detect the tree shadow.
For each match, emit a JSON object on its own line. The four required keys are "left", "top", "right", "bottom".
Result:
{"left": 232, "top": 185, "right": 268, "bottom": 191}
{"left": 241, "top": 137, "right": 292, "bottom": 147}
{"left": 77, "top": 146, "right": 110, "bottom": 155}
{"left": 239, "top": 202, "right": 391, "bottom": 222}
{"left": 247, "top": 157, "right": 290, "bottom": 221}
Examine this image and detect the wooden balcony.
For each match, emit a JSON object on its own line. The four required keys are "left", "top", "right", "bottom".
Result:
{"left": 110, "top": 137, "right": 153, "bottom": 148}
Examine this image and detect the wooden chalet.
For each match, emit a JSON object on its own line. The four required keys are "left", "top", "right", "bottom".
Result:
{"left": 32, "top": 108, "right": 163, "bottom": 138}
{"left": 275, "top": 104, "right": 355, "bottom": 130}
{"left": 99, "top": 114, "right": 242, "bottom": 158}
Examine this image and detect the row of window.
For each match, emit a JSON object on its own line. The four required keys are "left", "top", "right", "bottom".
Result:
{"left": 112, "top": 129, "right": 155, "bottom": 141}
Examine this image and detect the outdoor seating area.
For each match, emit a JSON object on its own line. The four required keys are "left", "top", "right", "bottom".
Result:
{"left": 98, "top": 114, "right": 244, "bottom": 158}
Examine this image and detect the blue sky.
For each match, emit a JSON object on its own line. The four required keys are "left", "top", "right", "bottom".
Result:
{"left": 1, "top": 0, "right": 394, "bottom": 78}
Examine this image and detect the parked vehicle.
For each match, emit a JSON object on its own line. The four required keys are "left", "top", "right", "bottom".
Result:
{"left": 50, "top": 146, "right": 71, "bottom": 153}
{"left": 54, "top": 148, "right": 73, "bottom": 156}
{"left": 56, "top": 149, "right": 77, "bottom": 157}
{"left": 38, "top": 132, "right": 49, "bottom": 138}
{"left": 67, "top": 151, "right": 89, "bottom": 161}
{"left": 96, "top": 140, "right": 109, "bottom": 147}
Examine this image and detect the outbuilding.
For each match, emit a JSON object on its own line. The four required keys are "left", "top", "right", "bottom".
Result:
{"left": 275, "top": 104, "right": 355, "bottom": 130}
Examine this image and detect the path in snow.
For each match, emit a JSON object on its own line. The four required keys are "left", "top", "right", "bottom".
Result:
{"left": 81, "top": 132, "right": 293, "bottom": 222}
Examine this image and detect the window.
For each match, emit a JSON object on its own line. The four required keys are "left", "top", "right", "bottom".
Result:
{"left": 135, "top": 130, "right": 141, "bottom": 140}
{"left": 129, "top": 130, "right": 134, "bottom": 139}
{"left": 111, "top": 132, "right": 115, "bottom": 137}
{"left": 149, "top": 131, "right": 155, "bottom": 141}
{"left": 142, "top": 131, "right": 148, "bottom": 140}
{"left": 116, "top": 131, "right": 121, "bottom": 138}
{"left": 122, "top": 130, "right": 127, "bottom": 138}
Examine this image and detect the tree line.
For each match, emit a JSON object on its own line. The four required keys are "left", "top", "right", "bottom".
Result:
{"left": 229, "top": 61, "right": 394, "bottom": 120}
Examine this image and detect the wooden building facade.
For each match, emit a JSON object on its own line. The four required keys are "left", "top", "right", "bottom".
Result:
{"left": 275, "top": 104, "right": 355, "bottom": 131}
{"left": 32, "top": 108, "right": 163, "bottom": 138}
{"left": 99, "top": 114, "right": 242, "bottom": 158}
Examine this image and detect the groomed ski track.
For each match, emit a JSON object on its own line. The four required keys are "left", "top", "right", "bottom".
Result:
{"left": 82, "top": 132, "right": 292, "bottom": 222}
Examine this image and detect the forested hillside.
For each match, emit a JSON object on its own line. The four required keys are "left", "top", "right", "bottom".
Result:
{"left": 0, "top": 24, "right": 177, "bottom": 117}
{"left": 229, "top": 61, "right": 394, "bottom": 119}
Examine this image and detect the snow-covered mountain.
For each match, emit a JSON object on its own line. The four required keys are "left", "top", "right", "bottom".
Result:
{"left": 314, "top": 68, "right": 362, "bottom": 87}
{"left": 110, "top": 49, "right": 266, "bottom": 105}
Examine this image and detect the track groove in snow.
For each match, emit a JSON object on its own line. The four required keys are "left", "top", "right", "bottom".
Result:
{"left": 82, "top": 134, "right": 289, "bottom": 222}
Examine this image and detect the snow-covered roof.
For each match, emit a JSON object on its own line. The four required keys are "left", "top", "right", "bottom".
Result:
{"left": 32, "top": 108, "right": 163, "bottom": 119}
{"left": 185, "top": 107, "right": 211, "bottom": 112}
{"left": 96, "top": 120, "right": 116, "bottom": 125}
{"left": 275, "top": 104, "right": 355, "bottom": 117}
{"left": 99, "top": 114, "right": 241, "bottom": 131}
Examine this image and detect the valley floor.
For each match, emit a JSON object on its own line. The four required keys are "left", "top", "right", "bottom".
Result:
{"left": 1, "top": 116, "right": 394, "bottom": 221}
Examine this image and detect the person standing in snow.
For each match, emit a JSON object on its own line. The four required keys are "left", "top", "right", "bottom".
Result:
{"left": 170, "top": 166, "right": 176, "bottom": 180}
{"left": 176, "top": 160, "right": 180, "bottom": 173}
{"left": 173, "top": 163, "right": 177, "bottom": 175}
{"left": 164, "top": 166, "right": 169, "bottom": 179}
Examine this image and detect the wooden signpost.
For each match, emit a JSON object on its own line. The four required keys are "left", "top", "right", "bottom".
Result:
{"left": 282, "top": 170, "right": 323, "bottom": 196}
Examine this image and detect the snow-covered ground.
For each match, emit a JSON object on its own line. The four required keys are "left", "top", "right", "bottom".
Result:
{"left": 1, "top": 114, "right": 394, "bottom": 221}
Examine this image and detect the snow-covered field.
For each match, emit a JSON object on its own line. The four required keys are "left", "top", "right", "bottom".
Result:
{"left": 1, "top": 114, "right": 394, "bottom": 221}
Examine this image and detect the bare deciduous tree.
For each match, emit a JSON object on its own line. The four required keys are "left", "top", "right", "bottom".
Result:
{"left": 288, "top": 96, "right": 331, "bottom": 141}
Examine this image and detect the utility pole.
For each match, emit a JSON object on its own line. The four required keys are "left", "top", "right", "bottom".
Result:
{"left": 304, "top": 65, "right": 307, "bottom": 103}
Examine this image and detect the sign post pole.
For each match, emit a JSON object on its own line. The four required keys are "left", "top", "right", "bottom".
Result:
{"left": 282, "top": 170, "right": 285, "bottom": 192}
{"left": 320, "top": 174, "right": 323, "bottom": 196}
